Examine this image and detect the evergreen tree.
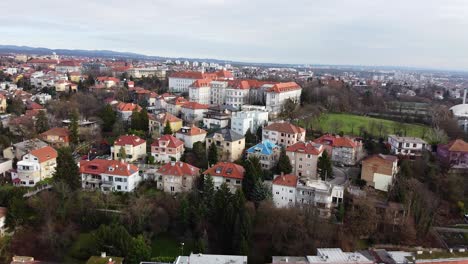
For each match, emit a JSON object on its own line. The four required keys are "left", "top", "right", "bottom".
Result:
{"left": 202, "top": 174, "right": 215, "bottom": 209}
{"left": 140, "top": 109, "right": 149, "bottom": 132}
{"left": 318, "top": 150, "right": 333, "bottom": 180}
{"left": 163, "top": 120, "right": 173, "bottom": 135}
{"left": 276, "top": 147, "right": 292, "bottom": 174}
{"left": 131, "top": 110, "right": 142, "bottom": 131}
{"left": 35, "top": 110, "right": 49, "bottom": 134}
{"left": 118, "top": 146, "right": 127, "bottom": 162}
{"left": 192, "top": 142, "right": 208, "bottom": 169}
{"left": 242, "top": 156, "right": 267, "bottom": 203}
{"left": 244, "top": 129, "right": 256, "bottom": 145}
{"left": 232, "top": 189, "right": 251, "bottom": 255}
{"left": 212, "top": 183, "right": 234, "bottom": 253}
{"left": 53, "top": 147, "right": 80, "bottom": 190}
{"left": 69, "top": 109, "right": 79, "bottom": 145}
{"left": 208, "top": 142, "right": 218, "bottom": 166}
{"left": 256, "top": 126, "right": 263, "bottom": 142}
{"left": 99, "top": 104, "right": 116, "bottom": 133}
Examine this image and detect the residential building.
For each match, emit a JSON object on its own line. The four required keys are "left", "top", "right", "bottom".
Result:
{"left": 361, "top": 154, "right": 398, "bottom": 192}
{"left": 203, "top": 108, "right": 231, "bottom": 130}
{"left": 231, "top": 108, "right": 269, "bottom": 136}
{"left": 16, "top": 146, "right": 57, "bottom": 187}
{"left": 314, "top": 134, "right": 363, "bottom": 165}
{"left": 272, "top": 174, "right": 298, "bottom": 208}
{"left": 111, "top": 135, "right": 147, "bottom": 163}
{"left": 188, "top": 79, "right": 211, "bottom": 104}
{"left": 265, "top": 82, "right": 302, "bottom": 116}
{"left": 246, "top": 140, "right": 281, "bottom": 170}
{"left": 155, "top": 161, "right": 199, "bottom": 193}
{"left": 175, "top": 125, "right": 207, "bottom": 148}
{"left": 296, "top": 179, "right": 344, "bottom": 218}
{"left": 96, "top": 76, "right": 120, "bottom": 88}
{"left": 55, "top": 60, "right": 81, "bottom": 73}
{"left": 181, "top": 102, "right": 209, "bottom": 123}
{"left": 206, "top": 129, "right": 245, "bottom": 162}
{"left": 175, "top": 253, "right": 247, "bottom": 264}
{"left": 79, "top": 159, "right": 141, "bottom": 192}
{"left": 262, "top": 122, "right": 306, "bottom": 148}
{"left": 6, "top": 138, "right": 48, "bottom": 160}
{"left": 39, "top": 127, "right": 70, "bottom": 148}
{"left": 388, "top": 135, "right": 428, "bottom": 156}
{"left": 0, "top": 94, "right": 6, "bottom": 113}
{"left": 210, "top": 80, "right": 229, "bottom": 105}
{"left": 169, "top": 70, "right": 233, "bottom": 93}
{"left": 115, "top": 102, "right": 142, "bottom": 122}
{"left": 306, "top": 248, "right": 373, "bottom": 264}
{"left": 203, "top": 161, "right": 245, "bottom": 192}
{"left": 437, "top": 139, "right": 468, "bottom": 169}
{"left": 286, "top": 141, "right": 324, "bottom": 179}
{"left": 166, "top": 97, "right": 188, "bottom": 117}
{"left": 151, "top": 135, "right": 185, "bottom": 163}
{"left": 148, "top": 112, "right": 182, "bottom": 137}
{"left": 127, "top": 67, "right": 165, "bottom": 79}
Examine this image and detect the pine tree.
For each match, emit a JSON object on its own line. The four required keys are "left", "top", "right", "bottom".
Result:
{"left": 193, "top": 142, "right": 208, "bottom": 169}
{"left": 276, "top": 147, "right": 292, "bottom": 174}
{"left": 208, "top": 142, "right": 218, "bottom": 166}
{"left": 53, "top": 147, "right": 80, "bottom": 190}
{"left": 232, "top": 189, "right": 251, "bottom": 255}
{"left": 244, "top": 129, "right": 256, "bottom": 145}
{"left": 35, "top": 110, "right": 49, "bottom": 134}
{"left": 69, "top": 109, "right": 79, "bottom": 145}
{"left": 212, "top": 183, "right": 234, "bottom": 253}
{"left": 131, "top": 110, "right": 142, "bottom": 131}
{"left": 99, "top": 104, "right": 116, "bottom": 133}
{"left": 202, "top": 174, "right": 215, "bottom": 209}
{"left": 163, "top": 121, "right": 173, "bottom": 135}
{"left": 140, "top": 109, "right": 149, "bottom": 132}
{"left": 256, "top": 126, "right": 263, "bottom": 142}
{"left": 318, "top": 150, "right": 333, "bottom": 180}
{"left": 242, "top": 156, "right": 266, "bottom": 202}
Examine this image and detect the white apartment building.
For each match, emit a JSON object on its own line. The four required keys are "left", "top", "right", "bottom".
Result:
{"left": 188, "top": 79, "right": 211, "bottom": 105}
{"left": 231, "top": 108, "right": 269, "bottom": 135}
{"left": 272, "top": 174, "right": 298, "bottom": 208}
{"left": 265, "top": 82, "right": 302, "bottom": 116}
{"left": 388, "top": 135, "right": 428, "bottom": 156}
{"left": 262, "top": 122, "right": 306, "bottom": 148}
{"left": 210, "top": 80, "right": 228, "bottom": 105}
{"left": 111, "top": 135, "right": 147, "bottom": 163}
{"left": 286, "top": 141, "right": 324, "bottom": 179}
{"left": 80, "top": 159, "right": 141, "bottom": 192}
{"left": 296, "top": 179, "right": 344, "bottom": 218}
{"left": 175, "top": 125, "right": 207, "bottom": 149}
{"left": 15, "top": 146, "right": 57, "bottom": 187}
{"left": 225, "top": 87, "right": 250, "bottom": 108}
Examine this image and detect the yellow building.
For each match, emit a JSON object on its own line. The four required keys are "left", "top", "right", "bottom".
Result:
{"left": 149, "top": 112, "right": 183, "bottom": 137}
{"left": 206, "top": 128, "right": 245, "bottom": 162}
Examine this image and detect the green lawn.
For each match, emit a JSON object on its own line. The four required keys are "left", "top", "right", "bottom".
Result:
{"left": 151, "top": 234, "right": 194, "bottom": 260}
{"left": 297, "top": 113, "right": 429, "bottom": 139}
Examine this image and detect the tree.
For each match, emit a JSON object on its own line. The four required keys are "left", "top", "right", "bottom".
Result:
{"left": 232, "top": 189, "right": 251, "bottom": 255}
{"left": 118, "top": 146, "right": 127, "bottom": 162}
{"left": 53, "top": 147, "right": 80, "bottom": 190}
{"left": 35, "top": 110, "right": 49, "bottom": 134}
{"left": 208, "top": 142, "right": 218, "bottom": 166}
{"left": 6, "top": 98, "right": 25, "bottom": 116}
{"left": 280, "top": 98, "right": 299, "bottom": 120}
{"left": 276, "top": 147, "right": 292, "bottom": 174}
{"left": 163, "top": 121, "right": 173, "bottom": 135}
{"left": 256, "top": 126, "right": 263, "bottom": 142}
{"left": 244, "top": 129, "right": 257, "bottom": 145}
{"left": 68, "top": 109, "right": 79, "bottom": 145}
{"left": 317, "top": 151, "right": 333, "bottom": 180}
{"left": 242, "top": 156, "right": 268, "bottom": 203}
{"left": 99, "top": 104, "right": 116, "bottom": 133}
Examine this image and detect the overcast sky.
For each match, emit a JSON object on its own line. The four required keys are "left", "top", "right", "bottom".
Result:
{"left": 1, "top": 0, "right": 468, "bottom": 70}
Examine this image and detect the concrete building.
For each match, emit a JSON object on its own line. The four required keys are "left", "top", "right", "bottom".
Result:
{"left": 203, "top": 162, "right": 245, "bottom": 192}
{"left": 155, "top": 161, "right": 200, "bottom": 193}
{"left": 246, "top": 140, "right": 281, "bottom": 170}
{"left": 79, "top": 159, "right": 141, "bottom": 192}
{"left": 286, "top": 141, "right": 324, "bottom": 179}
{"left": 181, "top": 102, "right": 209, "bottom": 124}
{"left": 388, "top": 135, "right": 428, "bottom": 156}
{"left": 314, "top": 134, "right": 363, "bottom": 166}
{"left": 272, "top": 174, "right": 298, "bottom": 208}
{"left": 296, "top": 179, "right": 344, "bottom": 218}
{"left": 39, "top": 127, "right": 70, "bottom": 148}
{"left": 151, "top": 135, "right": 185, "bottom": 163}
{"left": 206, "top": 129, "right": 245, "bottom": 162}
{"left": 175, "top": 253, "right": 247, "bottom": 264}
{"left": 16, "top": 146, "right": 57, "bottom": 187}
{"left": 175, "top": 125, "right": 207, "bottom": 149}
{"left": 265, "top": 82, "right": 302, "bottom": 117}
{"left": 437, "top": 139, "right": 468, "bottom": 169}
{"left": 231, "top": 108, "right": 269, "bottom": 136}
{"left": 111, "top": 135, "right": 147, "bottom": 163}
{"left": 306, "top": 248, "right": 373, "bottom": 264}
{"left": 115, "top": 102, "right": 142, "bottom": 122}
{"left": 210, "top": 80, "right": 229, "bottom": 105}
{"left": 148, "top": 112, "right": 183, "bottom": 138}
{"left": 188, "top": 79, "right": 211, "bottom": 104}
{"left": 361, "top": 154, "right": 399, "bottom": 192}
{"left": 262, "top": 122, "right": 306, "bottom": 148}
{"left": 203, "top": 107, "right": 231, "bottom": 130}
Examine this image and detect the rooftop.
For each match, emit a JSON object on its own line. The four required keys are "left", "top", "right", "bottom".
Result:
{"left": 207, "top": 128, "right": 244, "bottom": 142}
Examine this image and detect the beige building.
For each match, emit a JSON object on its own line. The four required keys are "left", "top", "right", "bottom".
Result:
{"left": 156, "top": 161, "right": 200, "bottom": 193}
{"left": 111, "top": 135, "right": 147, "bottom": 163}
{"left": 148, "top": 112, "right": 183, "bottom": 137}
{"left": 361, "top": 154, "right": 398, "bottom": 192}
{"left": 262, "top": 122, "right": 306, "bottom": 148}
{"left": 15, "top": 146, "right": 57, "bottom": 187}
{"left": 206, "top": 129, "right": 245, "bottom": 162}
{"left": 151, "top": 135, "right": 185, "bottom": 163}
{"left": 203, "top": 162, "right": 245, "bottom": 192}
{"left": 286, "top": 141, "right": 324, "bottom": 179}
{"left": 0, "top": 94, "right": 6, "bottom": 113}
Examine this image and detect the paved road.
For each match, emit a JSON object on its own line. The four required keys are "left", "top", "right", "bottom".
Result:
{"left": 329, "top": 166, "right": 348, "bottom": 185}
{"left": 434, "top": 227, "right": 468, "bottom": 233}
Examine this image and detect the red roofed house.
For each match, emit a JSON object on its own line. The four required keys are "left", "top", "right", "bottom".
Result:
{"left": 156, "top": 161, "right": 200, "bottom": 193}
{"left": 39, "top": 127, "right": 70, "bottom": 148}
{"left": 361, "top": 154, "right": 398, "bottom": 192}
{"left": 437, "top": 139, "right": 468, "bottom": 169}
{"left": 203, "top": 161, "right": 245, "bottom": 192}
{"left": 115, "top": 102, "right": 142, "bottom": 121}
{"left": 188, "top": 79, "right": 211, "bottom": 104}
{"left": 265, "top": 82, "right": 302, "bottom": 116}
{"left": 272, "top": 174, "right": 298, "bottom": 208}
{"left": 16, "top": 146, "right": 57, "bottom": 187}
{"left": 286, "top": 141, "right": 324, "bottom": 179}
{"left": 151, "top": 135, "right": 185, "bottom": 163}
{"left": 314, "top": 134, "right": 363, "bottom": 166}
{"left": 0, "top": 94, "right": 6, "bottom": 113}
{"left": 168, "top": 70, "right": 233, "bottom": 93}
{"left": 175, "top": 125, "right": 207, "bottom": 148}
{"left": 111, "top": 135, "right": 147, "bottom": 163}
{"left": 166, "top": 96, "right": 188, "bottom": 117}
{"left": 148, "top": 112, "right": 183, "bottom": 137}
{"left": 55, "top": 60, "right": 82, "bottom": 73}
{"left": 96, "top": 76, "right": 120, "bottom": 88}
{"left": 181, "top": 102, "right": 209, "bottom": 123}
{"left": 79, "top": 159, "right": 141, "bottom": 192}
{"left": 262, "top": 122, "right": 306, "bottom": 148}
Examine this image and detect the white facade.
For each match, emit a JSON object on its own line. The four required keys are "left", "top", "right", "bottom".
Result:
{"left": 181, "top": 107, "right": 208, "bottom": 123}
{"left": 388, "top": 135, "right": 428, "bottom": 156}
{"left": 169, "top": 77, "right": 199, "bottom": 93}
{"left": 265, "top": 89, "right": 301, "bottom": 115}
{"left": 225, "top": 88, "right": 249, "bottom": 108}
{"left": 175, "top": 127, "right": 207, "bottom": 149}
{"left": 231, "top": 109, "right": 269, "bottom": 135}
{"left": 272, "top": 182, "right": 297, "bottom": 208}
{"left": 189, "top": 85, "right": 211, "bottom": 105}
{"left": 210, "top": 81, "right": 228, "bottom": 105}
{"left": 17, "top": 152, "right": 56, "bottom": 187}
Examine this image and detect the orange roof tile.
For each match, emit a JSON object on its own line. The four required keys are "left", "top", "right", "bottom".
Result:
{"left": 157, "top": 161, "right": 199, "bottom": 177}
{"left": 272, "top": 174, "right": 298, "bottom": 187}
{"left": 30, "top": 146, "right": 57, "bottom": 163}
{"left": 152, "top": 135, "right": 184, "bottom": 148}
{"left": 182, "top": 101, "right": 209, "bottom": 110}
{"left": 114, "top": 135, "right": 146, "bottom": 147}
{"left": 177, "top": 125, "right": 207, "bottom": 136}
{"left": 446, "top": 139, "right": 468, "bottom": 152}
{"left": 80, "top": 159, "right": 139, "bottom": 177}
{"left": 314, "top": 134, "right": 360, "bottom": 148}
{"left": 203, "top": 162, "right": 245, "bottom": 180}
{"left": 267, "top": 82, "right": 301, "bottom": 93}
{"left": 286, "top": 141, "right": 324, "bottom": 155}
{"left": 40, "top": 127, "right": 70, "bottom": 138}
{"left": 264, "top": 122, "right": 305, "bottom": 134}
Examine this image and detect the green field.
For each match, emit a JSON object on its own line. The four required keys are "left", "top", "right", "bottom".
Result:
{"left": 296, "top": 113, "right": 430, "bottom": 139}
{"left": 151, "top": 234, "right": 194, "bottom": 261}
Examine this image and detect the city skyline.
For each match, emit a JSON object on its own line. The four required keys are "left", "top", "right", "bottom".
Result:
{"left": 1, "top": 0, "right": 468, "bottom": 70}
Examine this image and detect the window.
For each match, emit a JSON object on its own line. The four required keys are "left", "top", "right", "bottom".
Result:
{"left": 117, "top": 185, "right": 121, "bottom": 190}
{"left": 226, "top": 179, "right": 231, "bottom": 183}
{"left": 236, "top": 180, "right": 241, "bottom": 184}
{"left": 170, "top": 186, "right": 175, "bottom": 192}
{"left": 276, "top": 191, "right": 279, "bottom": 195}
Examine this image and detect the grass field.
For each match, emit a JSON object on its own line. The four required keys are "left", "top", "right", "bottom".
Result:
{"left": 296, "top": 113, "right": 430, "bottom": 139}
{"left": 151, "top": 234, "right": 194, "bottom": 260}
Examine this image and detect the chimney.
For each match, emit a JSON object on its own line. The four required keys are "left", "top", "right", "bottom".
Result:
{"left": 464, "top": 88, "right": 467, "bottom": 104}
{"left": 101, "top": 252, "right": 106, "bottom": 258}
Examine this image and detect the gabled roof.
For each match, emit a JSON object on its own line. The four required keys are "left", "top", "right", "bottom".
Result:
{"left": 363, "top": 154, "right": 398, "bottom": 164}
{"left": 157, "top": 161, "right": 199, "bottom": 177}
{"left": 264, "top": 122, "right": 305, "bottom": 134}
{"left": 30, "top": 146, "right": 57, "bottom": 163}
{"left": 177, "top": 125, "right": 207, "bottom": 136}
{"left": 203, "top": 162, "right": 245, "bottom": 179}
{"left": 206, "top": 128, "right": 244, "bottom": 142}
{"left": 227, "top": 79, "right": 273, "bottom": 90}
{"left": 114, "top": 135, "right": 146, "bottom": 147}
{"left": 57, "top": 60, "right": 81, "bottom": 67}
{"left": 80, "top": 159, "right": 139, "bottom": 177}
{"left": 190, "top": 79, "right": 212, "bottom": 88}
{"left": 272, "top": 174, "right": 298, "bottom": 187}
{"left": 149, "top": 112, "right": 182, "bottom": 123}
{"left": 182, "top": 101, "right": 209, "bottom": 110}
{"left": 168, "top": 96, "right": 188, "bottom": 106}
{"left": 170, "top": 71, "right": 205, "bottom": 79}
{"left": 116, "top": 102, "right": 142, "bottom": 112}
{"left": 286, "top": 141, "right": 324, "bottom": 155}
{"left": 40, "top": 127, "right": 69, "bottom": 137}
{"left": 152, "top": 135, "right": 184, "bottom": 148}
{"left": 445, "top": 139, "right": 468, "bottom": 152}
{"left": 267, "top": 82, "right": 301, "bottom": 93}
{"left": 247, "top": 140, "right": 279, "bottom": 155}
{"left": 314, "top": 134, "right": 359, "bottom": 148}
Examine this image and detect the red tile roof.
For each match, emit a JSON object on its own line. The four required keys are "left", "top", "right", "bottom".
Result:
{"left": 157, "top": 161, "right": 199, "bottom": 177}
{"left": 97, "top": 76, "right": 120, "bottom": 83}
{"left": 28, "top": 59, "right": 58, "bottom": 64}
{"left": 116, "top": 102, "right": 142, "bottom": 112}
{"left": 446, "top": 139, "right": 468, "bottom": 152}
{"left": 190, "top": 79, "right": 212, "bottom": 88}
{"left": 267, "top": 82, "right": 301, "bottom": 93}
{"left": 170, "top": 71, "right": 205, "bottom": 79}
{"left": 151, "top": 135, "right": 184, "bottom": 148}
{"left": 286, "top": 141, "right": 324, "bottom": 155}
{"left": 170, "top": 96, "right": 189, "bottom": 106}
{"left": 272, "top": 174, "right": 298, "bottom": 187}
{"left": 227, "top": 79, "right": 273, "bottom": 90}
{"left": 40, "top": 127, "right": 70, "bottom": 138}
{"left": 203, "top": 162, "right": 245, "bottom": 180}
{"left": 182, "top": 101, "right": 209, "bottom": 110}
{"left": 177, "top": 125, "right": 207, "bottom": 136}
{"left": 264, "top": 122, "right": 305, "bottom": 134}
{"left": 114, "top": 135, "right": 146, "bottom": 147}
{"left": 314, "top": 134, "right": 359, "bottom": 148}
{"left": 30, "top": 146, "right": 57, "bottom": 163}
{"left": 80, "top": 159, "right": 139, "bottom": 177}
{"left": 26, "top": 101, "right": 44, "bottom": 110}
{"left": 57, "top": 60, "right": 81, "bottom": 67}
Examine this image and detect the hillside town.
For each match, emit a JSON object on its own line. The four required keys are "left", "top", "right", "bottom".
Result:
{"left": 0, "top": 51, "right": 466, "bottom": 264}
